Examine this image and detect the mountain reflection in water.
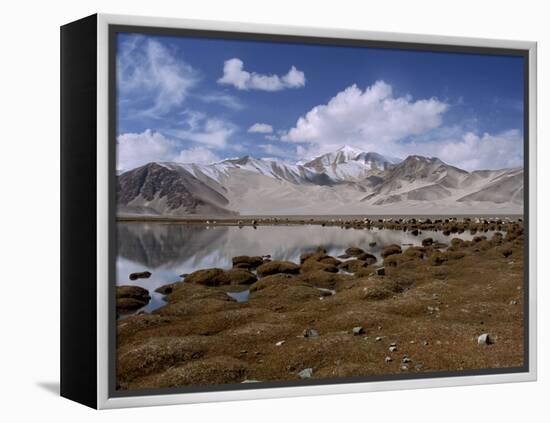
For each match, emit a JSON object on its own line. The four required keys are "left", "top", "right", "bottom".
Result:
{"left": 116, "top": 222, "right": 492, "bottom": 314}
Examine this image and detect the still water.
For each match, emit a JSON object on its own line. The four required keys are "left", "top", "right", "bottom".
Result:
{"left": 117, "top": 222, "right": 490, "bottom": 314}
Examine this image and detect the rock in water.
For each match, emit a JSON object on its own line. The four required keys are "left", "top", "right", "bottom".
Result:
{"left": 352, "top": 326, "right": 366, "bottom": 336}
{"left": 129, "top": 271, "right": 152, "bottom": 281}
{"left": 381, "top": 244, "right": 402, "bottom": 258}
{"left": 478, "top": 333, "right": 493, "bottom": 345}
{"left": 298, "top": 368, "right": 313, "bottom": 379}
{"left": 116, "top": 285, "right": 151, "bottom": 311}
{"left": 232, "top": 255, "right": 264, "bottom": 269}
{"left": 345, "top": 247, "right": 365, "bottom": 257}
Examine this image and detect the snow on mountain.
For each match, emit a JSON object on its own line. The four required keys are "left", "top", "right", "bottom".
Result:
{"left": 117, "top": 146, "right": 524, "bottom": 216}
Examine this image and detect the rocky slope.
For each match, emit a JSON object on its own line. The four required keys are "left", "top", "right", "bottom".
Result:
{"left": 117, "top": 162, "right": 236, "bottom": 216}
{"left": 117, "top": 146, "right": 524, "bottom": 216}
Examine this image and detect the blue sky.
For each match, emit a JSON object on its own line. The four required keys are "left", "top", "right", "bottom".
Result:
{"left": 116, "top": 32, "right": 524, "bottom": 172}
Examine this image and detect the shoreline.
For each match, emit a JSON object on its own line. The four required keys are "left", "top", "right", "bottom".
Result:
{"left": 117, "top": 215, "right": 523, "bottom": 233}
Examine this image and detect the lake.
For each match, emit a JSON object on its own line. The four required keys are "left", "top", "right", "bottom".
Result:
{"left": 116, "top": 222, "right": 494, "bottom": 315}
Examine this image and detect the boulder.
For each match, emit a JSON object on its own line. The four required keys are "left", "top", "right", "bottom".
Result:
{"left": 116, "top": 285, "right": 151, "bottom": 311}
{"left": 345, "top": 247, "right": 365, "bottom": 257}
{"left": 232, "top": 256, "right": 264, "bottom": 269}
{"left": 356, "top": 252, "right": 377, "bottom": 264}
{"left": 301, "top": 258, "right": 339, "bottom": 274}
{"left": 477, "top": 333, "right": 493, "bottom": 345}
{"left": 381, "top": 244, "right": 402, "bottom": 258}
{"left": 129, "top": 271, "right": 152, "bottom": 281}
{"left": 256, "top": 260, "right": 300, "bottom": 277}
{"left": 155, "top": 283, "right": 175, "bottom": 295}
{"left": 298, "top": 368, "right": 313, "bottom": 379}
{"left": 352, "top": 326, "right": 366, "bottom": 336}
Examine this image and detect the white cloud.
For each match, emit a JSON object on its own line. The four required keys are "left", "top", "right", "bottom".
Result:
{"left": 283, "top": 81, "right": 447, "bottom": 149}
{"left": 117, "top": 130, "right": 176, "bottom": 171}
{"left": 259, "top": 143, "right": 289, "bottom": 157}
{"left": 199, "top": 92, "right": 244, "bottom": 110}
{"left": 293, "top": 128, "right": 523, "bottom": 171}
{"left": 218, "top": 58, "right": 305, "bottom": 91}
{"left": 402, "top": 129, "right": 524, "bottom": 171}
{"left": 173, "top": 146, "right": 221, "bottom": 164}
{"left": 117, "top": 129, "right": 224, "bottom": 172}
{"left": 248, "top": 123, "right": 273, "bottom": 133}
{"left": 117, "top": 35, "right": 198, "bottom": 116}
{"left": 167, "top": 110, "right": 237, "bottom": 148}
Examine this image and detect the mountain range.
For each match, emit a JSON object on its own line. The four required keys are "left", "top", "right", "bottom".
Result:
{"left": 117, "top": 145, "right": 523, "bottom": 216}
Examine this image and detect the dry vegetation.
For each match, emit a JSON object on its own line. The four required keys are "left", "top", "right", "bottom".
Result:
{"left": 116, "top": 219, "right": 525, "bottom": 390}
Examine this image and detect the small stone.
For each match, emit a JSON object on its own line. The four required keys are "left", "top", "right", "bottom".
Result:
{"left": 352, "top": 326, "right": 366, "bottom": 336}
{"left": 510, "top": 299, "right": 518, "bottom": 305}
{"left": 241, "top": 379, "right": 261, "bottom": 383}
{"left": 303, "top": 329, "right": 320, "bottom": 338}
{"left": 375, "top": 336, "right": 382, "bottom": 342}
{"left": 298, "top": 368, "right": 313, "bottom": 379}
{"left": 275, "top": 340, "right": 285, "bottom": 346}
{"left": 385, "top": 356, "right": 392, "bottom": 363}
{"left": 423, "top": 341, "right": 429, "bottom": 346}
{"left": 389, "top": 346, "right": 398, "bottom": 352}
{"left": 409, "top": 340, "right": 416, "bottom": 344}
{"left": 478, "top": 333, "right": 493, "bottom": 345}
{"left": 400, "top": 364, "right": 409, "bottom": 371}
{"left": 402, "top": 357, "right": 411, "bottom": 364}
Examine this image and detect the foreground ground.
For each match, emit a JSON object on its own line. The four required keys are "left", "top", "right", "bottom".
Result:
{"left": 116, "top": 218, "right": 525, "bottom": 390}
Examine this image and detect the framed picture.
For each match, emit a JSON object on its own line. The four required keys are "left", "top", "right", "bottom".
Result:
{"left": 60, "top": 13, "right": 537, "bottom": 409}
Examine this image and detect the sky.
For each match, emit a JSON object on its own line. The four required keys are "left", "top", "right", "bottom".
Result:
{"left": 116, "top": 32, "right": 524, "bottom": 172}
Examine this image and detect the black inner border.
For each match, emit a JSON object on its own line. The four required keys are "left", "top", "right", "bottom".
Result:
{"left": 108, "top": 24, "right": 530, "bottom": 399}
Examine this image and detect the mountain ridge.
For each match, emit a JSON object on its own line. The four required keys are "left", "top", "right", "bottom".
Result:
{"left": 117, "top": 147, "right": 523, "bottom": 216}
